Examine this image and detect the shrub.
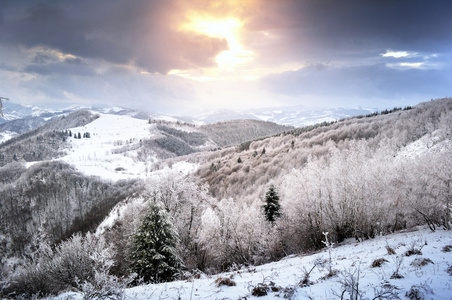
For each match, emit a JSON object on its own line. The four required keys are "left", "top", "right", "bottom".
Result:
{"left": 410, "top": 258, "right": 433, "bottom": 268}
{"left": 386, "top": 244, "right": 396, "bottom": 255}
{"left": 404, "top": 241, "right": 424, "bottom": 256}
{"left": 251, "top": 283, "right": 270, "bottom": 297}
{"left": 215, "top": 277, "right": 236, "bottom": 287}
{"left": 7, "top": 233, "right": 120, "bottom": 297}
{"left": 371, "top": 258, "right": 389, "bottom": 268}
{"left": 405, "top": 284, "right": 433, "bottom": 300}
{"left": 446, "top": 265, "right": 452, "bottom": 276}
{"left": 442, "top": 245, "right": 452, "bottom": 252}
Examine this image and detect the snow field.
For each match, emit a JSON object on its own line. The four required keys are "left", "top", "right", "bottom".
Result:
{"left": 56, "top": 113, "right": 191, "bottom": 181}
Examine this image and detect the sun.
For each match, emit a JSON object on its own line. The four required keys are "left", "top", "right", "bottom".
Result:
{"left": 180, "top": 16, "right": 253, "bottom": 71}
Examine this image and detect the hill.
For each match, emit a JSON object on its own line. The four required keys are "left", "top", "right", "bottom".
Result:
{"left": 55, "top": 227, "right": 452, "bottom": 299}
{"left": 1, "top": 98, "right": 451, "bottom": 298}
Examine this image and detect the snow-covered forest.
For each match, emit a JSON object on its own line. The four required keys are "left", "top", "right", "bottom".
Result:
{"left": 0, "top": 98, "right": 451, "bottom": 299}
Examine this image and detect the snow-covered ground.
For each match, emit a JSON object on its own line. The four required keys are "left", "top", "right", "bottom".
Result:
{"left": 58, "top": 112, "right": 198, "bottom": 181}
{"left": 0, "top": 130, "right": 18, "bottom": 142}
{"left": 396, "top": 130, "right": 452, "bottom": 160}
{"left": 53, "top": 227, "right": 452, "bottom": 299}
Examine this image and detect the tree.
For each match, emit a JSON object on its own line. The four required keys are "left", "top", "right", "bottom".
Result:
{"left": 129, "top": 201, "right": 183, "bottom": 283}
{"left": 0, "top": 96, "right": 9, "bottom": 117}
{"left": 263, "top": 185, "right": 281, "bottom": 223}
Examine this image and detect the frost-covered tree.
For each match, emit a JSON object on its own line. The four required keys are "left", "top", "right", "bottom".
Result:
{"left": 129, "top": 201, "right": 183, "bottom": 283}
{"left": 197, "top": 198, "right": 278, "bottom": 271}
{"left": 263, "top": 185, "right": 281, "bottom": 223}
{"left": 0, "top": 96, "right": 8, "bottom": 117}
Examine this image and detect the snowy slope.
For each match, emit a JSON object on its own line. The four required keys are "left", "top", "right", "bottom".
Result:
{"left": 59, "top": 112, "right": 198, "bottom": 181}
{"left": 54, "top": 227, "right": 452, "bottom": 299}
{"left": 396, "top": 130, "right": 452, "bottom": 160}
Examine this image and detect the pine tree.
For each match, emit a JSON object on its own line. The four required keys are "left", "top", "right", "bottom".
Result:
{"left": 263, "top": 185, "right": 281, "bottom": 223}
{"left": 129, "top": 201, "right": 183, "bottom": 283}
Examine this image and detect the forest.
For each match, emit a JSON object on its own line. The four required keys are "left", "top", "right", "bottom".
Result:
{"left": 0, "top": 98, "right": 451, "bottom": 298}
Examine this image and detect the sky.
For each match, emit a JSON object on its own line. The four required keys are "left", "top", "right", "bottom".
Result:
{"left": 1, "top": 0, "right": 452, "bottom": 115}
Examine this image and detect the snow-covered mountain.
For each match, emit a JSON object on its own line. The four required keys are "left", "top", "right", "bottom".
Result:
{"left": 1, "top": 98, "right": 451, "bottom": 299}
{"left": 0, "top": 102, "right": 376, "bottom": 143}
{"left": 194, "top": 105, "right": 377, "bottom": 127}
{"left": 0, "top": 102, "right": 84, "bottom": 122}
{"left": 0, "top": 103, "right": 180, "bottom": 143}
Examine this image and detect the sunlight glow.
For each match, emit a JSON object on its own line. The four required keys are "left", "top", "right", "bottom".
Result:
{"left": 181, "top": 17, "right": 253, "bottom": 71}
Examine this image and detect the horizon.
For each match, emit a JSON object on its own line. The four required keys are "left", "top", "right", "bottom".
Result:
{"left": 1, "top": 1, "right": 451, "bottom": 115}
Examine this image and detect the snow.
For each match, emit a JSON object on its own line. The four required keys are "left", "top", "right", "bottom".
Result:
{"left": 59, "top": 112, "right": 154, "bottom": 180}
{"left": 55, "top": 112, "right": 200, "bottom": 181}
{"left": 396, "top": 130, "right": 452, "bottom": 160}
{"left": 0, "top": 130, "right": 18, "bottom": 143}
{"left": 52, "top": 227, "right": 452, "bottom": 299}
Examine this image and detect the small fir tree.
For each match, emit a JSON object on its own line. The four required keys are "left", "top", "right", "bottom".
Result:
{"left": 129, "top": 201, "right": 183, "bottom": 283}
{"left": 263, "top": 185, "right": 281, "bottom": 223}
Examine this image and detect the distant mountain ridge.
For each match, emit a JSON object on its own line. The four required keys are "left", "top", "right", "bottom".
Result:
{"left": 193, "top": 106, "right": 377, "bottom": 127}
{"left": 1, "top": 102, "right": 377, "bottom": 143}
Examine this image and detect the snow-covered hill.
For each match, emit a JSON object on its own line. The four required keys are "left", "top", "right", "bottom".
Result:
{"left": 0, "top": 103, "right": 181, "bottom": 143}
{"left": 57, "top": 112, "right": 199, "bottom": 181}
{"left": 1, "top": 102, "right": 376, "bottom": 143}
{"left": 54, "top": 227, "right": 452, "bottom": 299}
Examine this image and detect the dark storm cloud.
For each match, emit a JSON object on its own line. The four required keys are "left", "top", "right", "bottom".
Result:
{"left": 24, "top": 58, "right": 95, "bottom": 77}
{"left": 262, "top": 63, "right": 452, "bottom": 106}
{"left": 247, "top": 0, "right": 452, "bottom": 64}
{"left": 0, "top": 0, "right": 227, "bottom": 74}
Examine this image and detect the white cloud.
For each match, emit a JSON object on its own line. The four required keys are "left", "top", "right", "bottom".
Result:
{"left": 382, "top": 50, "right": 417, "bottom": 58}
{"left": 385, "top": 62, "right": 424, "bottom": 69}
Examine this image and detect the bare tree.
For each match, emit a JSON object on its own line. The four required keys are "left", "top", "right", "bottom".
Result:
{"left": 0, "top": 96, "right": 9, "bottom": 117}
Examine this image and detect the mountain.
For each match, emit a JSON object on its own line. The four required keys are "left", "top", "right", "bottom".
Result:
{"left": 0, "top": 102, "right": 89, "bottom": 142}
{"left": 0, "top": 102, "right": 66, "bottom": 122}
{"left": 1, "top": 98, "right": 451, "bottom": 298}
{"left": 0, "top": 102, "right": 375, "bottom": 143}
{"left": 194, "top": 105, "right": 377, "bottom": 127}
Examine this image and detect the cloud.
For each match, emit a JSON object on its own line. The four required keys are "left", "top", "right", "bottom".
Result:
{"left": 0, "top": 0, "right": 228, "bottom": 74}
{"left": 382, "top": 51, "right": 416, "bottom": 58}
{"left": 1, "top": 0, "right": 451, "bottom": 113}
{"left": 261, "top": 63, "right": 452, "bottom": 108}
{"left": 243, "top": 0, "right": 452, "bottom": 67}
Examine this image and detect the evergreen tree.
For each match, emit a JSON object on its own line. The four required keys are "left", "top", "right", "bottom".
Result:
{"left": 129, "top": 201, "right": 183, "bottom": 283}
{"left": 263, "top": 185, "right": 281, "bottom": 223}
